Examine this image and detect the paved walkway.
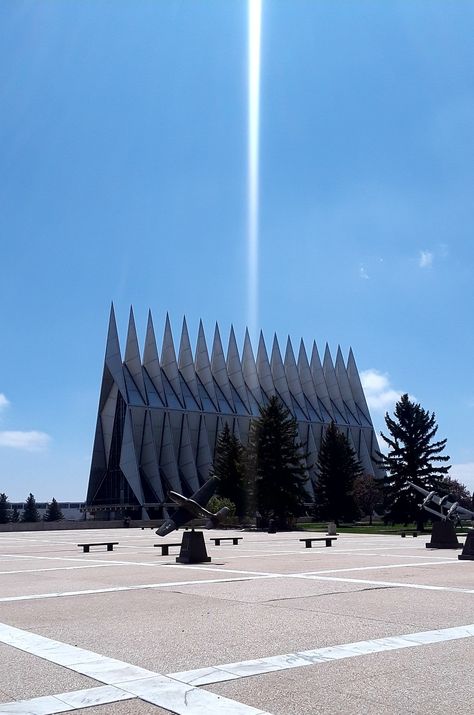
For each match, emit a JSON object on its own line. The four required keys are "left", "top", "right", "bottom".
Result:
{"left": 0, "top": 528, "right": 472, "bottom": 714}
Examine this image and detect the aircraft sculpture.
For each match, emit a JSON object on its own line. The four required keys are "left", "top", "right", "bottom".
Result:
{"left": 408, "top": 482, "right": 474, "bottom": 522}
{"left": 156, "top": 476, "right": 230, "bottom": 537}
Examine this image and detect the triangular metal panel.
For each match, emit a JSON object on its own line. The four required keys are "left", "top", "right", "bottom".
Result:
{"left": 297, "top": 340, "right": 322, "bottom": 420}
{"left": 284, "top": 337, "right": 308, "bottom": 418}
{"left": 124, "top": 307, "right": 146, "bottom": 402}
{"left": 194, "top": 320, "right": 218, "bottom": 409}
{"left": 87, "top": 416, "right": 107, "bottom": 502}
{"left": 323, "top": 345, "right": 350, "bottom": 424}
{"left": 270, "top": 335, "right": 293, "bottom": 412}
{"left": 119, "top": 409, "right": 144, "bottom": 504}
{"left": 237, "top": 416, "right": 250, "bottom": 445}
{"left": 179, "top": 415, "right": 200, "bottom": 493}
{"left": 140, "top": 411, "right": 165, "bottom": 501}
{"left": 227, "top": 326, "right": 251, "bottom": 411}
{"left": 351, "top": 426, "right": 375, "bottom": 475}
{"left": 161, "top": 314, "right": 183, "bottom": 404}
{"left": 158, "top": 413, "right": 181, "bottom": 492}
{"left": 310, "top": 342, "right": 334, "bottom": 419}
{"left": 123, "top": 366, "right": 145, "bottom": 406}
{"left": 130, "top": 406, "right": 146, "bottom": 459}
{"left": 142, "top": 370, "right": 165, "bottom": 408}
{"left": 100, "top": 382, "right": 118, "bottom": 465}
{"left": 335, "top": 347, "right": 360, "bottom": 425}
{"left": 178, "top": 317, "right": 201, "bottom": 407}
{"left": 346, "top": 348, "right": 373, "bottom": 425}
{"left": 242, "top": 329, "right": 262, "bottom": 404}
{"left": 256, "top": 332, "right": 274, "bottom": 397}
{"left": 187, "top": 411, "right": 201, "bottom": 456}
{"left": 211, "top": 323, "right": 234, "bottom": 408}
{"left": 196, "top": 415, "right": 213, "bottom": 482}
{"left": 103, "top": 304, "right": 127, "bottom": 402}
{"left": 143, "top": 311, "right": 165, "bottom": 403}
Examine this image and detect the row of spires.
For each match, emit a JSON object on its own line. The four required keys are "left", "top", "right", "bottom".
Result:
{"left": 103, "top": 304, "right": 373, "bottom": 427}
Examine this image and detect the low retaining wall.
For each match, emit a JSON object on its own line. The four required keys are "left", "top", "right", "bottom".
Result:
{"left": 0, "top": 520, "right": 163, "bottom": 533}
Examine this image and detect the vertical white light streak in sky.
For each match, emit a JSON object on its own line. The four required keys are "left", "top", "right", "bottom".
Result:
{"left": 247, "top": 0, "right": 262, "bottom": 342}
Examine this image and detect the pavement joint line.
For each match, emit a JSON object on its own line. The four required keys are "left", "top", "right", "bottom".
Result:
{"left": 296, "top": 559, "right": 462, "bottom": 575}
{"left": 293, "top": 573, "right": 474, "bottom": 594}
{"left": 0, "top": 622, "right": 274, "bottom": 715}
{"left": 0, "top": 685, "right": 136, "bottom": 713}
{"left": 168, "top": 622, "right": 474, "bottom": 686}
{"left": 0, "top": 574, "right": 282, "bottom": 603}
{"left": 0, "top": 559, "right": 471, "bottom": 603}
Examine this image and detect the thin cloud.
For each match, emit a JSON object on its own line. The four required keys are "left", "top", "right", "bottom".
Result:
{"left": 359, "top": 265, "right": 369, "bottom": 280}
{"left": 0, "top": 394, "right": 9, "bottom": 411}
{"left": 0, "top": 431, "right": 51, "bottom": 451}
{"left": 419, "top": 250, "right": 433, "bottom": 268}
{"left": 360, "top": 369, "right": 406, "bottom": 412}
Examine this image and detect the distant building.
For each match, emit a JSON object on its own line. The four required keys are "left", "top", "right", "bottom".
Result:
{"left": 10, "top": 502, "right": 85, "bottom": 521}
{"left": 86, "top": 306, "right": 382, "bottom": 519}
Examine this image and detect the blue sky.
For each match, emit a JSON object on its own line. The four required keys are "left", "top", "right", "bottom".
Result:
{"left": 1, "top": 1, "right": 474, "bottom": 501}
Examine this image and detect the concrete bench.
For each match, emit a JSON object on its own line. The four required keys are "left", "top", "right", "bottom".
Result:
{"left": 78, "top": 542, "right": 119, "bottom": 553}
{"left": 299, "top": 537, "right": 337, "bottom": 548}
{"left": 154, "top": 543, "right": 181, "bottom": 556}
{"left": 401, "top": 531, "right": 418, "bottom": 538}
{"left": 210, "top": 537, "right": 243, "bottom": 546}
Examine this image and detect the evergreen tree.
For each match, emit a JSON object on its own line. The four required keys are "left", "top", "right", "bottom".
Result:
{"left": 212, "top": 423, "right": 247, "bottom": 518}
{"left": 247, "top": 395, "right": 308, "bottom": 529}
{"left": 0, "top": 493, "right": 10, "bottom": 524}
{"left": 378, "top": 394, "right": 450, "bottom": 525}
{"left": 44, "top": 498, "right": 64, "bottom": 522}
{"left": 22, "top": 493, "right": 40, "bottom": 522}
{"left": 314, "top": 422, "right": 363, "bottom": 524}
{"left": 11, "top": 505, "right": 20, "bottom": 523}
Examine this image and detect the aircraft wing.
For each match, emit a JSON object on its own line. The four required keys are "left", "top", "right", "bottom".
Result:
{"left": 407, "top": 482, "right": 431, "bottom": 498}
{"left": 453, "top": 504, "right": 474, "bottom": 519}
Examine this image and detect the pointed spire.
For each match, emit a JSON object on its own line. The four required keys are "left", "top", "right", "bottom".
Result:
{"left": 195, "top": 320, "right": 218, "bottom": 408}
{"left": 270, "top": 334, "right": 292, "bottom": 411}
{"left": 335, "top": 346, "right": 360, "bottom": 425}
{"left": 310, "top": 342, "right": 334, "bottom": 418}
{"left": 256, "top": 331, "right": 273, "bottom": 396}
{"left": 143, "top": 310, "right": 165, "bottom": 401}
{"left": 178, "top": 317, "right": 201, "bottom": 406}
{"left": 124, "top": 306, "right": 146, "bottom": 401}
{"left": 284, "top": 337, "right": 307, "bottom": 416}
{"left": 242, "top": 329, "right": 262, "bottom": 403}
{"left": 211, "top": 323, "right": 234, "bottom": 408}
{"left": 346, "top": 348, "right": 372, "bottom": 424}
{"left": 323, "top": 344, "right": 347, "bottom": 422}
{"left": 297, "top": 340, "right": 321, "bottom": 417}
{"left": 104, "top": 303, "right": 127, "bottom": 399}
{"left": 161, "top": 314, "right": 182, "bottom": 402}
{"left": 227, "top": 326, "right": 250, "bottom": 411}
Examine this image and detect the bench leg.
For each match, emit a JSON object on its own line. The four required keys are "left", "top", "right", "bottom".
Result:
{"left": 325, "top": 540, "right": 332, "bottom": 547}
{"left": 107, "top": 544, "right": 113, "bottom": 551}
{"left": 305, "top": 542, "right": 312, "bottom": 548}
{"left": 232, "top": 539, "right": 238, "bottom": 545}
{"left": 215, "top": 540, "right": 220, "bottom": 546}
{"left": 162, "top": 546, "right": 169, "bottom": 556}
{"left": 83, "top": 546, "right": 89, "bottom": 553}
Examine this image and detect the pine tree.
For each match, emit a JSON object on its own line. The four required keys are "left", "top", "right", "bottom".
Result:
{"left": 212, "top": 423, "right": 246, "bottom": 518}
{"left": 11, "top": 505, "right": 20, "bottom": 523}
{"left": 378, "top": 394, "right": 450, "bottom": 525}
{"left": 22, "top": 493, "right": 40, "bottom": 522}
{"left": 314, "top": 422, "right": 363, "bottom": 524}
{"left": 44, "top": 498, "right": 64, "bottom": 522}
{"left": 0, "top": 493, "right": 10, "bottom": 524}
{"left": 247, "top": 395, "right": 308, "bottom": 529}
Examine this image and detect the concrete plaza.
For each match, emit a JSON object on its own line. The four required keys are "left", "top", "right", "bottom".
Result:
{"left": 0, "top": 527, "right": 472, "bottom": 714}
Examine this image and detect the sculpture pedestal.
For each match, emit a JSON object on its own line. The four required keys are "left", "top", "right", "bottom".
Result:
{"left": 458, "top": 530, "right": 474, "bottom": 560}
{"left": 176, "top": 530, "right": 211, "bottom": 564}
{"left": 426, "top": 521, "right": 462, "bottom": 549}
